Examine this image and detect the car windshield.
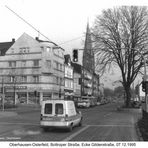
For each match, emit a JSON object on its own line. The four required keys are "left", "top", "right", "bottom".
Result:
{"left": 44, "top": 103, "right": 52, "bottom": 114}
{"left": 55, "top": 103, "right": 63, "bottom": 115}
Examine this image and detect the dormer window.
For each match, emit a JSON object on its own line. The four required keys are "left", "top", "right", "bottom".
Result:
{"left": 19, "top": 47, "right": 30, "bottom": 53}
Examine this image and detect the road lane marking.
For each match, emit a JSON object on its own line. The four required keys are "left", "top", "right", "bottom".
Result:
{"left": 62, "top": 125, "right": 90, "bottom": 141}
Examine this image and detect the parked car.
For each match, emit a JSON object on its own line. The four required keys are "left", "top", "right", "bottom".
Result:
{"left": 96, "top": 102, "right": 101, "bottom": 106}
{"left": 40, "top": 99, "right": 82, "bottom": 132}
{"left": 131, "top": 100, "right": 141, "bottom": 108}
{"left": 77, "top": 99, "right": 91, "bottom": 108}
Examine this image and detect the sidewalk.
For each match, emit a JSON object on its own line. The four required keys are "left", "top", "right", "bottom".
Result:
{"left": 0, "top": 111, "right": 18, "bottom": 118}
{"left": 16, "top": 103, "right": 40, "bottom": 114}
{"left": 0, "top": 103, "right": 40, "bottom": 118}
{"left": 117, "top": 106, "right": 143, "bottom": 141}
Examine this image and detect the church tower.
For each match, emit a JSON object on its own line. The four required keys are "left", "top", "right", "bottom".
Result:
{"left": 83, "top": 22, "right": 95, "bottom": 72}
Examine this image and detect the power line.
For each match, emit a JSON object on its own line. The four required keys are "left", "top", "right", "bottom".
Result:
{"left": 58, "top": 35, "right": 85, "bottom": 45}
{"left": 5, "top": 5, "right": 86, "bottom": 47}
{"left": 5, "top": 5, "right": 53, "bottom": 43}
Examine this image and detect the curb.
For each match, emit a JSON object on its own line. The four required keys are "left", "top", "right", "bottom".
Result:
{"left": 135, "top": 122, "right": 143, "bottom": 141}
{"left": 116, "top": 106, "right": 141, "bottom": 113}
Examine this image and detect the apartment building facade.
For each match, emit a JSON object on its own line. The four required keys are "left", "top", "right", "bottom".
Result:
{"left": 71, "top": 62, "right": 81, "bottom": 101}
{"left": 64, "top": 54, "right": 74, "bottom": 99}
{"left": 0, "top": 33, "right": 65, "bottom": 104}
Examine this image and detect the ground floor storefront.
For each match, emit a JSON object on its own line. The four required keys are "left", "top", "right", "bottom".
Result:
{"left": 2, "top": 85, "right": 64, "bottom": 105}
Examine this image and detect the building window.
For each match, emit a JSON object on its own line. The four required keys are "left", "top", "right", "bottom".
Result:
{"left": 11, "top": 48, "right": 14, "bottom": 54}
{"left": 60, "top": 64, "right": 62, "bottom": 71}
{"left": 46, "top": 60, "right": 51, "bottom": 67}
{"left": 46, "top": 47, "right": 51, "bottom": 52}
{"left": 40, "top": 46, "right": 44, "bottom": 51}
{"left": 21, "top": 76, "right": 27, "bottom": 82}
{"left": 33, "top": 75, "right": 39, "bottom": 83}
{"left": 56, "top": 77, "right": 59, "bottom": 84}
{"left": 21, "top": 61, "right": 26, "bottom": 67}
{"left": 9, "top": 61, "right": 16, "bottom": 67}
{"left": 19, "top": 47, "right": 30, "bottom": 53}
{"left": 56, "top": 62, "right": 58, "bottom": 69}
{"left": 60, "top": 77, "right": 63, "bottom": 85}
{"left": 33, "top": 60, "right": 39, "bottom": 67}
{"left": 10, "top": 76, "right": 15, "bottom": 83}
{"left": 54, "top": 61, "right": 58, "bottom": 69}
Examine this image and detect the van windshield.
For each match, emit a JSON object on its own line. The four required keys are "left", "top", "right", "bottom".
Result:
{"left": 55, "top": 103, "right": 63, "bottom": 115}
{"left": 44, "top": 103, "right": 52, "bottom": 114}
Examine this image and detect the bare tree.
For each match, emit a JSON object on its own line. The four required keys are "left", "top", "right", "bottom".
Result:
{"left": 92, "top": 6, "right": 148, "bottom": 107}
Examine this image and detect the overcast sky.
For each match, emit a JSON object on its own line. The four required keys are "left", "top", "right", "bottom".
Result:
{"left": 0, "top": 0, "right": 148, "bottom": 88}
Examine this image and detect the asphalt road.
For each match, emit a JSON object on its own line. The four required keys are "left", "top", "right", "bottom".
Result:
{"left": 0, "top": 102, "right": 142, "bottom": 141}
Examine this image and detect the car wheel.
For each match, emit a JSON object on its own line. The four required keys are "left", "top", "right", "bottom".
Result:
{"left": 67, "top": 124, "right": 73, "bottom": 132}
{"left": 79, "top": 118, "right": 82, "bottom": 126}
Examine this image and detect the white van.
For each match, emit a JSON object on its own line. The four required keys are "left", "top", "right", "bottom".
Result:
{"left": 40, "top": 100, "right": 82, "bottom": 132}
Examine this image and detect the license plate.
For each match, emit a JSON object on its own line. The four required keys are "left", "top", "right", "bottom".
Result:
{"left": 43, "top": 117, "right": 53, "bottom": 121}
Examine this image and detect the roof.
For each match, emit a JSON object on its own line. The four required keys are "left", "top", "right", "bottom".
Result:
{"left": 35, "top": 37, "right": 65, "bottom": 51}
{"left": 35, "top": 37, "right": 57, "bottom": 45}
{"left": 0, "top": 39, "right": 15, "bottom": 56}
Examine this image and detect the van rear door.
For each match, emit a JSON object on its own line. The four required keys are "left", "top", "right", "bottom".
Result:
{"left": 44, "top": 103, "right": 53, "bottom": 115}
{"left": 42, "top": 101, "right": 65, "bottom": 121}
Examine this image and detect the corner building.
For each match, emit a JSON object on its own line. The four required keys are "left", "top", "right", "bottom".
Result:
{"left": 64, "top": 54, "right": 74, "bottom": 99}
{"left": 0, "top": 33, "right": 65, "bottom": 104}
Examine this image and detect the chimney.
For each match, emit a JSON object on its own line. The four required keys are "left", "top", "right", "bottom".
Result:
{"left": 35, "top": 37, "right": 39, "bottom": 41}
{"left": 12, "top": 38, "right": 15, "bottom": 42}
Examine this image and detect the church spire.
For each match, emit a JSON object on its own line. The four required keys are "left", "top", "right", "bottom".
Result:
{"left": 84, "top": 21, "right": 92, "bottom": 51}
{"left": 83, "top": 21, "right": 95, "bottom": 72}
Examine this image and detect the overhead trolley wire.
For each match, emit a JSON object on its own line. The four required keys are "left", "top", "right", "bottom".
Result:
{"left": 5, "top": 5, "right": 85, "bottom": 47}
{"left": 5, "top": 5, "right": 53, "bottom": 43}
